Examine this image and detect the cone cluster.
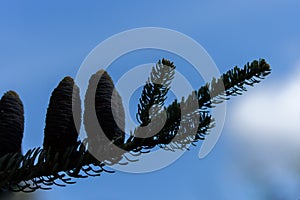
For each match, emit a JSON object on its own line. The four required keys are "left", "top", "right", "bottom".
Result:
{"left": 0, "top": 71, "right": 125, "bottom": 162}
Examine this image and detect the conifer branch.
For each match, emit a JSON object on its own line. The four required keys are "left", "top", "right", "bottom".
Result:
{"left": 123, "top": 59, "right": 270, "bottom": 151}
{"left": 0, "top": 59, "right": 271, "bottom": 193}
{"left": 136, "top": 59, "right": 176, "bottom": 126}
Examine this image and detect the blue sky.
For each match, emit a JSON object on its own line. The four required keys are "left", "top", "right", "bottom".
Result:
{"left": 1, "top": 0, "right": 300, "bottom": 199}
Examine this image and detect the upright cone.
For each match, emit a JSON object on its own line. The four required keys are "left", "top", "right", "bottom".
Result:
{"left": 0, "top": 91, "right": 24, "bottom": 157}
{"left": 84, "top": 70, "right": 125, "bottom": 162}
{"left": 43, "top": 76, "right": 81, "bottom": 153}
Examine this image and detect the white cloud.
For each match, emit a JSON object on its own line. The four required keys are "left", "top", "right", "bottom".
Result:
{"left": 225, "top": 63, "right": 300, "bottom": 198}
{"left": 229, "top": 63, "right": 300, "bottom": 145}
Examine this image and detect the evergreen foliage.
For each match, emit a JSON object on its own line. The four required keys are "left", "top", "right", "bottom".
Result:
{"left": 0, "top": 59, "right": 271, "bottom": 192}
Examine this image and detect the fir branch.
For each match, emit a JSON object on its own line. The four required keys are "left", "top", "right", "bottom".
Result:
{"left": 0, "top": 58, "right": 271, "bottom": 193}
{"left": 0, "top": 144, "right": 112, "bottom": 192}
{"left": 197, "top": 59, "right": 271, "bottom": 110}
{"left": 136, "top": 59, "right": 176, "bottom": 126}
{"left": 123, "top": 59, "right": 270, "bottom": 151}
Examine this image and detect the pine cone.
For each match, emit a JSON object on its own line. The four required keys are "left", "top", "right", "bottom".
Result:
{"left": 43, "top": 76, "right": 81, "bottom": 153}
{"left": 0, "top": 91, "right": 24, "bottom": 157}
{"left": 84, "top": 70, "right": 125, "bottom": 162}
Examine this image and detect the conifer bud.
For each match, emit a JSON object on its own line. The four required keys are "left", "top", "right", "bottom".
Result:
{"left": 84, "top": 70, "right": 125, "bottom": 161}
{"left": 0, "top": 91, "right": 24, "bottom": 157}
{"left": 43, "top": 77, "right": 81, "bottom": 152}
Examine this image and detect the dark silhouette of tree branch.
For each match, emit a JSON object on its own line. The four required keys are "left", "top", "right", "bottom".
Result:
{"left": 0, "top": 58, "right": 271, "bottom": 193}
